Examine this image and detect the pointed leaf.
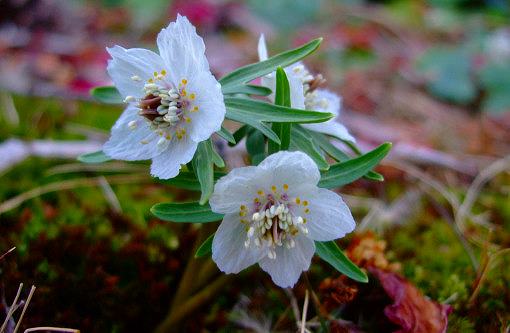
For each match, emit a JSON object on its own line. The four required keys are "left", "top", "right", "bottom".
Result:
{"left": 151, "top": 202, "right": 223, "bottom": 223}
{"left": 225, "top": 97, "right": 333, "bottom": 124}
{"left": 195, "top": 233, "right": 215, "bottom": 257}
{"left": 222, "top": 84, "right": 272, "bottom": 96}
{"left": 308, "top": 131, "right": 384, "bottom": 181}
{"left": 315, "top": 241, "right": 368, "bottom": 283}
{"left": 290, "top": 126, "right": 329, "bottom": 171}
{"left": 269, "top": 67, "right": 292, "bottom": 154}
{"left": 216, "top": 126, "right": 236, "bottom": 144}
{"left": 319, "top": 143, "right": 391, "bottom": 189}
{"left": 158, "top": 171, "right": 225, "bottom": 191}
{"left": 220, "top": 38, "right": 322, "bottom": 90}
{"left": 193, "top": 141, "right": 214, "bottom": 204}
{"left": 90, "top": 86, "right": 123, "bottom": 104}
{"left": 209, "top": 140, "right": 225, "bottom": 168}
{"left": 77, "top": 150, "right": 112, "bottom": 164}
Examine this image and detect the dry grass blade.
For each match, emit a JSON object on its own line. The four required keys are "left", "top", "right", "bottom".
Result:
{"left": 1, "top": 283, "right": 23, "bottom": 333}
{"left": 300, "top": 290, "right": 309, "bottom": 333}
{"left": 13, "top": 286, "right": 35, "bottom": 333}
{"left": 0, "top": 174, "right": 150, "bottom": 216}
{"left": 0, "top": 248, "right": 16, "bottom": 261}
{"left": 24, "top": 328, "right": 80, "bottom": 333}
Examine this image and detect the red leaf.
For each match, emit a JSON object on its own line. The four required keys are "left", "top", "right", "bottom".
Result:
{"left": 369, "top": 268, "right": 452, "bottom": 333}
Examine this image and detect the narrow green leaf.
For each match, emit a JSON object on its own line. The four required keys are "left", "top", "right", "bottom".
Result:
{"left": 269, "top": 67, "right": 292, "bottom": 154}
{"left": 319, "top": 143, "right": 391, "bottom": 189}
{"left": 230, "top": 125, "right": 251, "bottom": 147}
{"left": 315, "top": 241, "right": 368, "bottom": 283}
{"left": 158, "top": 171, "right": 225, "bottom": 191}
{"left": 222, "top": 84, "right": 272, "bottom": 96}
{"left": 216, "top": 126, "right": 236, "bottom": 144}
{"left": 220, "top": 38, "right": 322, "bottom": 91}
{"left": 308, "top": 131, "right": 384, "bottom": 181}
{"left": 209, "top": 140, "right": 225, "bottom": 168}
{"left": 246, "top": 130, "right": 266, "bottom": 164}
{"left": 225, "top": 97, "right": 333, "bottom": 124}
{"left": 290, "top": 126, "right": 329, "bottom": 171}
{"left": 151, "top": 202, "right": 223, "bottom": 223}
{"left": 90, "top": 86, "right": 123, "bottom": 104}
{"left": 77, "top": 150, "right": 112, "bottom": 164}
{"left": 193, "top": 141, "right": 214, "bottom": 205}
{"left": 195, "top": 233, "right": 215, "bottom": 258}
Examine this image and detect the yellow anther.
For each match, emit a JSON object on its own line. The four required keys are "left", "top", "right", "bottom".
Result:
{"left": 240, "top": 219, "right": 248, "bottom": 224}
{"left": 181, "top": 79, "right": 187, "bottom": 85}
{"left": 254, "top": 198, "right": 260, "bottom": 203}
{"left": 257, "top": 190, "right": 264, "bottom": 196}
{"left": 148, "top": 78, "right": 154, "bottom": 83}
{"left": 303, "top": 218, "right": 307, "bottom": 224}
{"left": 271, "top": 185, "right": 277, "bottom": 192}
{"left": 304, "top": 208, "right": 310, "bottom": 214}
{"left": 295, "top": 197, "right": 301, "bottom": 204}
{"left": 240, "top": 204, "right": 246, "bottom": 210}
{"left": 189, "top": 93, "right": 196, "bottom": 100}
{"left": 181, "top": 89, "right": 187, "bottom": 96}
{"left": 185, "top": 117, "right": 191, "bottom": 123}
{"left": 192, "top": 106, "right": 199, "bottom": 112}
{"left": 283, "top": 184, "right": 289, "bottom": 191}
{"left": 153, "top": 71, "right": 158, "bottom": 77}
{"left": 303, "top": 200, "right": 309, "bottom": 206}
{"left": 239, "top": 211, "right": 246, "bottom": 217}
{"left": 161, "top": 69, "right": 167, "bottom": 75}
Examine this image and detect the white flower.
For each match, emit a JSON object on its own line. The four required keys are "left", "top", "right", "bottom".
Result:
{"left": 258, "top": 35, "right": 355, "bottom": 143}
{"left": 209, "top": 151, "right": 356, "bottom": 288}
{"left": 103, "top": 15, "right": 226, "bottom": 179}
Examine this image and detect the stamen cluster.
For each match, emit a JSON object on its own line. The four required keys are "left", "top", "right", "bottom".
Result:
{"left": 291, "top": 64, "right": 329, "bottom": 110}
{"left": 241, "top": 185, "right": 309, "bottom": 260}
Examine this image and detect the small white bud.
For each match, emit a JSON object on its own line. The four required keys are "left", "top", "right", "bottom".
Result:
{"left": 127, "top": 120, "right": 137, "bottom": 130}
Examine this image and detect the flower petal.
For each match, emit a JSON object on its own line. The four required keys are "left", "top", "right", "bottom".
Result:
{"left": 302, "top": 187, "right": 356, "bottom": 241}
{"left": 303, "top": 121, "right": 356, "bottom": 143}
{"left": 103, "top": 105, "right": 160, "bottom": 161}
{"left": 312, "top": 89, "right": 341, "bottom": 116}
{"left": 258, "top": 234, "right": 315, "bottom": 288}
{"left": 258, "top": 151, "right": 320, "bottom": 187}
{"left": 106, "top": 46, "right": 165, "bottom": 98}
{"left": 260, "top": 67, "right": 305, "bottom": 109}
{"left": 156, "top": 14, "right": 209, "bottom": 86}
{"left": 210, "top": 166, "right": 260, "bottom": 214}
{"left": 150, "top": 136, "right": 198, "bottom": 179}
{"left": 186, "top": 70, "right": 225, "bottom": 142}
{"left": 258, "top": 34, "right": 268, "bottom": 61}
{"left": 212, "top": 213, "right": 265, "bottom": 274}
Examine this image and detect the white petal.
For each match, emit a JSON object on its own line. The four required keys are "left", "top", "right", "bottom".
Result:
{"left": 258, "top": 235, "right": 315, "bottom": 288}
{"left": 312, "top": 89, "right": 341, "bottom": 116}
{"left": 210, "top": 166, "right": 260, "bottom": 214}
{"left": 212, "top": 213, "right": 265, "bottom": 274}
{"left": 303, "top": 121, "right": 356, "bottom": 143}
{"left": 258, "top": 34, "right": 268, "bottom": 61}
{"left": 156, "top": 14, "right": 209, "bottom": 86}
{"left": 287, "top": 69, "right": 306, "bottom": 109}
{"left": 258, "top": 151, "right": 320, "bottom": 187}
{"left": 150, "top": 136, "right": 198, "bottom": 179}
{"left": 103, "top": 105, "right": 160, "bottom": 161}
{"left": 186, "top": 71, "right": 225, "bottom": 142}
{"left": 106, "top": 46, "right": 165, "bottom": 98}
{"left": 302, "top": 187, "right": 356, "bottom": 241}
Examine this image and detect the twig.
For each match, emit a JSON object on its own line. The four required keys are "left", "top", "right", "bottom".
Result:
{"left": 13, "top": 286, "right": 35, "bottom": 333}
{"left": 0, "top": 139, "right": 102, "bottom": 175}
{"left": 1, "top": 283, "right": 23, "bottom": 333}
{"left": 300, "top": 290, "right": 309, "bottom": 333}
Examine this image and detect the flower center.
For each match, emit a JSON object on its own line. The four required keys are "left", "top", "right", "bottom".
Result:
{"left": 124, "top": 71, "right": 200, "bottom": 145}
{"left": 240, "top": 184, "right": 310, "bottom": 260}
{"left": 291, "top": 64, "right": 329, "bottom": 110}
